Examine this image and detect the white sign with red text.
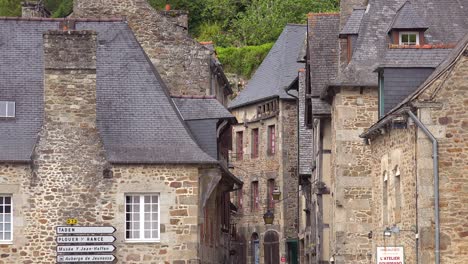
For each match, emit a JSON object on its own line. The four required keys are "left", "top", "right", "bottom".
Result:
{"left": 377, "top": 247, "right": 404, "bottom": 264}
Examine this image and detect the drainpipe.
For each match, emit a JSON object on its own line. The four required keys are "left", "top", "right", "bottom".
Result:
{"left": 405, "top": 110, "right": 439, "bottom": 264}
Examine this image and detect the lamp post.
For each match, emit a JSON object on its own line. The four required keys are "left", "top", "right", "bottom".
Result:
{"left": 263, "top": 210, "right": 274, "bottom": 225}
{"left": 272, "top": 187, "right": 281, "bottom": 201}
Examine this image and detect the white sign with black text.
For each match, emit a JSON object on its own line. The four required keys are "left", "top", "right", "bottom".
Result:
{"left": 57, "top": 245, "right": 116, "bottom": 253}
{"left": 376, "top": 246, "right": 404, "bottom": 264}
{"left": 56, "top": 226, "right": 116, "bottom": 234}
{"left": 56, "top": 235, "right": 116, "bottom": 244}
{"left": 57, "top": 254, "right": 116, "bottom": 263}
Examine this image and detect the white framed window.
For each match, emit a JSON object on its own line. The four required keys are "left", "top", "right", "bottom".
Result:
{"left": 0, "top": 195, "right": 12, "bottom": 243}
{"left": 0, "top": 101, "right": 15, "bottom": 118}
{"left": 125, "top": 194, "right": 159, "bottom": 242}
{"left": 399, "top": 31, "right": 419, "bottom": 45}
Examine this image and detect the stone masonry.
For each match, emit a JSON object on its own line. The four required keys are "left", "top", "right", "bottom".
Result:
{"left": 0, "top": 29, "right": 212, "bottom": 264}
{"left": 330, "top": 86, "right": 378, "bottom": 263}
{"left": 367, "top": 44, "right": 468, "bottom": 264}
{"left": 230, "top": 98, "right": 298, "bottom": 263}
{"left": 73, "top": 0, "right": 212, "bottom": 97}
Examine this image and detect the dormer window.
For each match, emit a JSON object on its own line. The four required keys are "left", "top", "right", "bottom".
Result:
{"left": 0, "top": 101, "right": 15, "bottom": 118}
{"left": 399, "top": 31, "right": 419, "bottom": 45}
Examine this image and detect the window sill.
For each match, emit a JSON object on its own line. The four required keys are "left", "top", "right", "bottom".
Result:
{"left": 0, "top": 241, "right": 13, "bottom": 245}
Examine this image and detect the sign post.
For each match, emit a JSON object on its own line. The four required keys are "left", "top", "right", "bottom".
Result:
{"left": 56, "top": 223, "right": 117, "bottom": 263}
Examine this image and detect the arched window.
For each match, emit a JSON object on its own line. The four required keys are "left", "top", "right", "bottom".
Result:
{"left": 264, "top": 230, "right": 279, "bottom": 264}
{"left": 251, "top": 233, "right": 260, "bottom": 264}
{"left": 383, "top": 171, "right": 388, "bottom": 225}
{"left": 394, "top": 166, "right": 402, "bottom": 223}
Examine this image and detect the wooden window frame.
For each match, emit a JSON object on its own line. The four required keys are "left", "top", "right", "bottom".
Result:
{"left": 251, "top": 181, "right": 259, "bottom": 211}
{"left": 267, "top": 125, "right": 276, "bottom": 156}
{"left": 251, "top": 128, "right": 259, "bottom": 159}
{"left": 267, "top": 179, "right": 275, "bottom": 210}
{"left": 236, "top": 131, "right": 244, "bottom": 160}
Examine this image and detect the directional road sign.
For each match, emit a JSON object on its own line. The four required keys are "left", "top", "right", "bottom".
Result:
{"left": 57, "top": 254, "right": 116, "bottom": 263}
{"left": 56, "top": 226, "right": 116, "bottom": 234}
{"left": 56, "top": 235, "right": 116, "bottom": 244}
{"left": 57, "top": 245, "right": 116, "bottom": 253}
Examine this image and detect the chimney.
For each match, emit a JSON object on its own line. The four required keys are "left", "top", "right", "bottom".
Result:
{"left": 339, "top": 0, "right": 368, "bottom": 30}
{"left": 43, "top": 29, "right": 98, "bottom": 128}
{"left": 160, "top": 10, "right": 189, "bottom": 30}
{"left": 21, "top": 1, "right": 50, "bottom": 18}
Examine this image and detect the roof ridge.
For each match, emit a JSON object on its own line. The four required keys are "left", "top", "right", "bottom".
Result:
{"left": 171, "top": 95, "right": 217, "bottom": 99}
{"left": 0, "top": 16, "right": 126, "bottom": 22}
{"left": 308, "top": 12, "right": 340, "bottom": 18}
{"left": 286, "top": 23, "right": 307, "bottom": 27}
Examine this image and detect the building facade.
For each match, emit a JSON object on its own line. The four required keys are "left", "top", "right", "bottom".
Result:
{"left": 227, "top": 24, "right": 306, "bottom": 264}
{"left": 0, "top": 1, "right": 240, "bottom": 264}
{"left": 298, "top": 0, "right": 467, "bottom": 264}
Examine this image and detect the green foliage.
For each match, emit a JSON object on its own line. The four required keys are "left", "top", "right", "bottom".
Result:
{"left": 216, "top": 42, "right": 274, "bottom": 78}
{"left": 0, "top": 0, "right": 21, "bottom": 16}
{"left": 50, "top": 0, "right": 73, "bottom": 18}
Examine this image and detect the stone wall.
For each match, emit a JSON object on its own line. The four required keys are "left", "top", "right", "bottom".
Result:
{"left": 367, "top": 45, "right": 468, "bottom": 264}
{"left": 0, "top": 29, "right": 226, "bottom": 264}
{"left": 229, "top": 98, "right": 298, "bottom": 263}
{"left": 230, "top": 103, "right": 284, "bottom": 263}
{"left": 280, "top": 100, "right": 299, "bottom": 239}
{"left": 73, "top": 0, "right": 212, "bottom": 97}
{"left": 330, "top": 86, "right": 378, "bottom": 263}
{"left": 369, "top": 127, "right": 418, "bottom": 264}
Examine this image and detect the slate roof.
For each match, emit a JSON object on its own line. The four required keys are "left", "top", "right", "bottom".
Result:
{"left": 340, "top": 8, "right": 365, "bottom": 36}
{"left": 376, "top": 48, "right": 452, "bottom": 69}
{"left": 361, "top": 33, "right": 468, "bottom": 138}
{"left": 228, "top": 24, "right": 306, "bottom": 109}
{"left": 172, "top": 97, "right": 235, "bottom": 121}
{"left": 332, "top": 0, "right": 468, "bottom": 88}
{"left": 388, "top": 1, "right": 429, "bottom": 31}
{"left": 0, "top": 18, "right": 216, "bottom": 164}
{"left": 308, "top": 13, "right": 340, "bottom": 115}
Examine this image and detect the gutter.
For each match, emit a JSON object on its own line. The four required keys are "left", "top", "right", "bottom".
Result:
{"left": 405, "top": 110, "right": 440, "bottom": 264}
{"left": 362, "top": 109, "right": 440, "bottom": 264}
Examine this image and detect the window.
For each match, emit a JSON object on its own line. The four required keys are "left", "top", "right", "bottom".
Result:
{"left": 267, "top": 125, "right": 276, "bottom": 155}
{"left": 378, "top": 71, "right": 385, "bottom": 117}
{"left": 0, "top": 195, "right": 12, "bottom": 242}
{"left": 267, "top": 179, "right": 275, "bottom": 210}
{"left": 125, "top": 194, "right": 159, "bottom": 242}
{"left": 382, "top": 171, "right": 388, "bottom": 225}
{"left": 236, "top": 131, "right": 244, "bottom": 161}
{"left": 251, "top": 128, "right": 259, "bottom": 159}
{"left": 0, "top": 101, "right": 15, "bottom": 118}
{"left": 394, "top": 166, "right": 402, "bottom": 223}
{"left": 399, "top": 32, "right": 419, "bottom": 45}
{"left": 237, "top": 189, "right": 243, "bottom": 211}
{"left": 251, "top": 181, "right": 259, "bottom": 211}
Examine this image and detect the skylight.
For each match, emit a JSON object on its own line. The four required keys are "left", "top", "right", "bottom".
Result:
{"left": 0, "top": 101, "right": 15, "bottom": 118}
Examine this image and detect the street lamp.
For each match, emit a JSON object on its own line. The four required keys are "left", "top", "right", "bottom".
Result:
{"left": 263, "top": 210, "right": 274, "bottom": 225}
{"left": 272, "top": 187, "right": 281, "bottom": 200}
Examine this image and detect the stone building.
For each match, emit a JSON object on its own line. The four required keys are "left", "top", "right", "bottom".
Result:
{"left": 298, "top": 0, "right": 467, "bottom": 264}
{"left": 227, "top": 24, "right": 305, "bottom": 264}
{"left": 72, "top": 0, "right": 232, "bottom": 102}
{"left": 360, "top": 31, "right": 468, "bottom": 264}
{"left": 0, "top": 6, "right": 240, "bottom": 264}
{"left": 291, "top": 13, "right": 340, "bottom": 264}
